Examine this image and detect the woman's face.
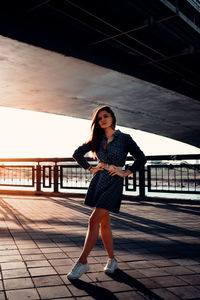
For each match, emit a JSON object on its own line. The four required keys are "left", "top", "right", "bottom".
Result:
{"left": 97, "top": 110, "right": 113, "bottom": 129}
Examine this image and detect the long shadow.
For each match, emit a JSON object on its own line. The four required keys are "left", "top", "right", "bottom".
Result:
{"left": 1, "top": 196, "right": 199, "bottom": 259}
{"left": 68, "top": 278, "right": 119, "bottom": 300}
{"left": 2, "top": 195, "right": 200, "bottom": 240}
{"left": 8, "top": 194, "right": 198, "bottom": 237}
{"left": 48, "top": 196, "right": 92, "bottom": 216}
{"left": 0, "top": 197, "right": 32, "bottom": 226}
{"left": 118, "top": 197, "right": 200, "bottom": 219}
{"left": 117, "top": 210, "right": 200, "bottom": 237}
{"left": 51, "top": 197, "right": 200, "bottom": 237}
{"left": 123, "top": 197, "right": 200, "bottom": 206}
{"left": 133, "top": 200, "right": 200, "bottom": 217}
{"left": 107, "top": 269, "right": 162, "bottom": 300}
{"left": 68, "top": 269, "right": 163, "bottom": 300}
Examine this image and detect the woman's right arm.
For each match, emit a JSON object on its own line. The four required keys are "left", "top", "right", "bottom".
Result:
{"left": 73, "top": 142, "right": 105, "bottom": 174}
{"left": 73, "top": 141, "right": 92, "bottom": 170}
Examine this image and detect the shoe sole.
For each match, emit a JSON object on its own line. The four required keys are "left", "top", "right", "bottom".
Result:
{"left": 67, "top": 267, "right": 89, "bottom": 280}
{"left": 67, "top": 275, "right": 79, "bottom": 280}
{"left": 104, "top": 267, "right": 118, "bottom": 274}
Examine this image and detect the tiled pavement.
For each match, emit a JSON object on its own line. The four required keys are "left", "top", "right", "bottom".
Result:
{"left": 0, "top": 194, "right": 199, "bottom": 300}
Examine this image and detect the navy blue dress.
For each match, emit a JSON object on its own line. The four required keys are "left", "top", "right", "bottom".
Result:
{"left": 73, "top": 130, "right": 146, "bottom": 213}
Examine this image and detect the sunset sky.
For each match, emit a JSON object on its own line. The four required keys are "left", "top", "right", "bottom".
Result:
{"left": 0, "top": 106, "right": 199, "bottom": 159}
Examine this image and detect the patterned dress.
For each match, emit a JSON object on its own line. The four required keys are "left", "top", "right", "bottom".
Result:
{"left": 73, "top": 130, "right": 146, "bottom": 213}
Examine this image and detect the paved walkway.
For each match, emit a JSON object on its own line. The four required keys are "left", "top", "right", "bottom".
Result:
{"left": 0, "top": 194, "right": 199, "bottom": 300}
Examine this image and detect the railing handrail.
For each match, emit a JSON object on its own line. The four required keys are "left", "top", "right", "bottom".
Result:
{"left": 0, "top": 155, "right": 199, "bottom": 197}
{"left": 144, "top": 154, "right": 200, "bottom": 161}
{"left": 0, "top": 153, "right": 199, "bottom": 162}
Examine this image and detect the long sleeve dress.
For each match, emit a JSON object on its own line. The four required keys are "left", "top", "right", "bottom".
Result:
{"left": 73, "top": 130, "right": 146, "bottom": 213}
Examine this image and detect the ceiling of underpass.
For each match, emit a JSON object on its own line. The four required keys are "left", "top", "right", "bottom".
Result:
{"left": 0, "top": 0, "right": 200, "bottom": 148}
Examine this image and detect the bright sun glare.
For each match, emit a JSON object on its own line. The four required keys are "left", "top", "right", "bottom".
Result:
{"left": 0, "top": 106, "right": 199, "bottom": 158}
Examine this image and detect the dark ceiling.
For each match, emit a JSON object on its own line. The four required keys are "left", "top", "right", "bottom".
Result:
{"left": 0, "top": 0, "right": 200, "bottom": 101}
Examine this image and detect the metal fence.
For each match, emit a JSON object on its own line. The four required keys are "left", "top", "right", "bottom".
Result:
{"left": 0, "top": 165, "right": 34, "bottom": 187}
{"left": 0, "top": 154, "right": 199, "bottom": 197}
{"left": 147, "top": 164, "right": 200, "bottom": 194}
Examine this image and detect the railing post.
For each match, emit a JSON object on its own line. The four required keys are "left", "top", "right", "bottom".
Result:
{"left": 54, "top": 163, "right": 58, "bottom": 193}
{"left": 36, "top": 163, "right": 41, "bottom": 192}
{"left": 139, "top": 166, "right": 145, "bottom": 198}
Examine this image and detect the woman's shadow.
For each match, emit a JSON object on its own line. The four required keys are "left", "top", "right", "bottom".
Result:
{"left": 68, "top": 269, "right": 162, "bottom": 300}
{"left": 68, "top": 277, "right": 119, "bottom": 300}
{"left": 107, "top": 269, "right": 162, "bottom": 300}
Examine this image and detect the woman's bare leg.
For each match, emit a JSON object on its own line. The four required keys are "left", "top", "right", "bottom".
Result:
{"left": 100, "top": 213, "right": 114, "bottom": 259}
{"left": 79, "top": 207, "right": 108, "bottom": 264}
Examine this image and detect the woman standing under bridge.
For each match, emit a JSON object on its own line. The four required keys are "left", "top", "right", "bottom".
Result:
{"left": 67, "top": 105, "right": 146, "bottom": 280}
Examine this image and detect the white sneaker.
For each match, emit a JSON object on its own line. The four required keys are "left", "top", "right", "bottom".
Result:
{"left": 67, "top": 261, "right": 89, "bottom": 279}
{"left": 104, "top": 258, "right": 118, "bottom": 274}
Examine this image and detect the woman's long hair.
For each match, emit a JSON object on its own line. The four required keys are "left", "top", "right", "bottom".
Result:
{"left": 90, "top": 105, "right": 116, "bottom": 154}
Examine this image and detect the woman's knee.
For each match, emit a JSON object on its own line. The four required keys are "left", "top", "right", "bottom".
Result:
{"left": 100, "top": 214, "right": 111, "bottom": 230}
{"left": 88, "top": 208, "right": 108, "bottom": 227}
{"left": 88, "top": 215, "right": 97, "bottom": 228}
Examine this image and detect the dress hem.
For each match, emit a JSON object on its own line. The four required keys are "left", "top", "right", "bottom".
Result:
{"left": 84, "top": 202, "right": 120, "bottom": 214}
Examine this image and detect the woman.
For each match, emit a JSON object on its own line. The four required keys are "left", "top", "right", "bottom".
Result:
{"left": 67, "top": 105, "right": 146, "bottom": 280}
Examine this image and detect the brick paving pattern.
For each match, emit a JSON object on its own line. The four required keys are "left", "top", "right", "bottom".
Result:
{"left": 0, "top": 194, "right": 199, "bottom": 299}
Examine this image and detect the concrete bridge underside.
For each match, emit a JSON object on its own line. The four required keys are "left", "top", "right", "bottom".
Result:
{"left": 0, "top": 0, "right": 200, "bottom": 148}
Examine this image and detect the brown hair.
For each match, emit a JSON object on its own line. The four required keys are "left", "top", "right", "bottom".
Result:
{"left": 90, "top": 105, "right": 116, "bottom": 154}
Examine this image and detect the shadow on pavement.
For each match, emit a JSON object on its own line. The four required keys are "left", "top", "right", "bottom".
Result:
{"left": 68, "top": 278, "right": 119, "bottom": 299}
{"left": 107, "top": 269, "right": 163, "bottom": 300}
{"left": 68, "top": 269, "right": 163, "bottom": 300}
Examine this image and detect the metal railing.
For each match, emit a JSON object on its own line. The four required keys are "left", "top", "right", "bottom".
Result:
{"left": 0, "top": 154, "right": 199, "bottom": 198}
{"left": 147, "top": 164, "right": 200, "bottom": 193}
